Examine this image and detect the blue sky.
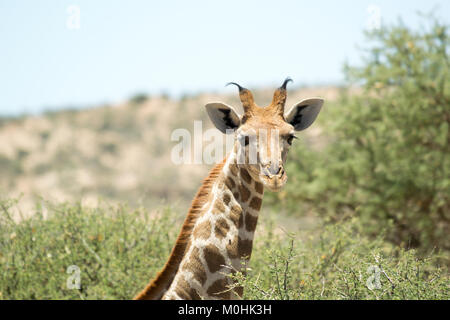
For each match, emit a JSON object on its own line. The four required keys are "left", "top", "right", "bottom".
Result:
{"left": 0, "top": 0, "right": 448, "bottom": 115}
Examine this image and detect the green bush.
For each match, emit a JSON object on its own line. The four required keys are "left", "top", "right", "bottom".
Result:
{"left": 0, "top": 199, "right": 178, "bottom": 299}
{"left": 129, "top": 93, "right": 149, "bottom": 105}
{"left": 0, "top": 199, "right": 447, "bottom": 299}
{"left": 268, "top": 16, "right": 450, "bottom": 253}
{"left": 229, "top": 215, "right": 448, "bottom": 300}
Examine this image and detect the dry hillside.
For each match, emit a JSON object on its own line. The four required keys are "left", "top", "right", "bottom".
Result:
{"left": 0, "top": 86, "right": 346, "bottom": 218}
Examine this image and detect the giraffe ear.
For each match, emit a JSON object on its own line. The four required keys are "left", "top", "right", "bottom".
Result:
{"left": 285, "top": 98, "right": 324, "bottom": 131}
{"left": 205, "top": 102, "right": 241, "bottom": 134}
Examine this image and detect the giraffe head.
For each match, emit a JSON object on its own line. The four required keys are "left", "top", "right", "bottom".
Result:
{"left": 206, "top": 78, "right": 323, "bottom": 192}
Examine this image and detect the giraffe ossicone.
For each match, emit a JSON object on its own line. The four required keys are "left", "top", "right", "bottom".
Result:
{"left": 134, "top": 78, "right": 324, "bottom": 300}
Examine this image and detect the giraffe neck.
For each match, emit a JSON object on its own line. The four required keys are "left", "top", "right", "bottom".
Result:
{"left": 162, "top": 150, "right": 264, "bottom": 300}
{"left": 134, "top": 158, "right": 226, "bottom": 300}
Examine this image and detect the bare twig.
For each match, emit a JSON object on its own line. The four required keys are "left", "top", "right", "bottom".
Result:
{"left": 374, "top": 254, "right": 396, "bottom": 295}
{"left": 283, "top": 239, "right": 294, "bottom": 300}
{"left": 81, "top": 237, "right": 104, "bottom": 266}
{"left": 273, "top": 259, "right": 283, "bottom": 300}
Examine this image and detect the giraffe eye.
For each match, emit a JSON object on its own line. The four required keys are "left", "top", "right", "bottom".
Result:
{"left": 287, "top": 134, "right": 297, "bottom": 145}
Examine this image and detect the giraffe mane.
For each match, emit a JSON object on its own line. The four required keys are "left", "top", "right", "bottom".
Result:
{"left": 134, "top": 158, "right": 226, "bottom": 300}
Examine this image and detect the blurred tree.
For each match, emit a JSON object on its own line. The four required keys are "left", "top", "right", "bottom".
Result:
{"left": 270, "top": 16, "right": 450, "bottom": 253}
{"left": 129, "top": 93, "right": 149, "bottom": 105}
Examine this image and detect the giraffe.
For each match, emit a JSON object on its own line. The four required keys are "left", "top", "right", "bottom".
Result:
{"left": 134, "top": 78, "right": 323, "bottom": 300}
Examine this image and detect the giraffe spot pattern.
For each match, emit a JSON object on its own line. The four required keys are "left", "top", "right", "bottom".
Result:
{"left": 193, "top": 220, "right": 211, "bottom": 240}
{"left": 207, "top": 278, "right": 231, "bottom": 299}
{"left": 226, "top": 237, "right": 238, "bottom": 259}
{"left": 238, "top": 238, "right": 253, "bottom": 259}
{"left": 163, "top": 157, "right": 266, "bottom": 300}
{"left": 249, "top": 196, "right": 262, "bottom": 211}
{"left": 215, "top": 218, "right": 230, "bottom": 240}
{"left": 229, "top": 204, "right": 243, "bottom": 228}
{"left": 245, "top": 213, "right": 258, "bottom": 232}
{"left": 214, "top": 199, "right": 225, "bottom": 213}
{"left": 255, "top": 181, "right": 264, "bottom": 194}
{"left": 182, "top": 246, "right": 207, "bottom": 285}
{"left": 239, "top": 184, "right": 251, "bottom": 202}
{"left": 240, "top": 168, "right": 252, "bottom": 184}
{"left": 223, "top": 193, "right": 231, "bottom": 206}
{"left": 226, "top": 237, "right": 253, "bottom": 260}
{"left": 176, "top": 276, "right": 202, "bottom": 300}
{"left": 225, "top": 177, "right": 236, "bottom": 189}
{"left": 204, "top": 244, "right": 225, "bottom": 273}
{"left": 229, "top": 164, "right": 238, "bottom": 177}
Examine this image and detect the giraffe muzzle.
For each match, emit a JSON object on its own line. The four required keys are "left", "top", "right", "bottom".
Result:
{"left": 261, "top": 164, "right": 287, "bottom": 191}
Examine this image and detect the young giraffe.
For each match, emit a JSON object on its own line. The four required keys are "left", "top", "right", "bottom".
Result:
{"left": 134, "top": 79, "right": 323, "bottom": 300}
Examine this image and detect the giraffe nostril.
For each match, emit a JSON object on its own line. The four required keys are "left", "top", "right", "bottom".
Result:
{"left": 265, "top": 163, "right": 283, "bottom": 176}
